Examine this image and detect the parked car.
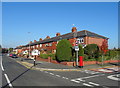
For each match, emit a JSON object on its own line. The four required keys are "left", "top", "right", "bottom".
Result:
{"left": 7, "top": 53, "right": 9, "bottom": 56}
{"left": 11, "top": 54, "right": 18, "bottom": 58}
{"left": 9, "top": 54, "right": 13, "bottom": 57}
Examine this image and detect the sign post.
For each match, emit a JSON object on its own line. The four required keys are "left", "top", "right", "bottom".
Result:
{"left": 31, "top": 49, "right": 40, "bottom": 66}
{"left": 74, "top": 40, "right": 79, "bottom": 67}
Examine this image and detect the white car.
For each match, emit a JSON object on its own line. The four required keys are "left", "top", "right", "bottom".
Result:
{"left": 7, "top": 53, "right": 9, "bottom": 56}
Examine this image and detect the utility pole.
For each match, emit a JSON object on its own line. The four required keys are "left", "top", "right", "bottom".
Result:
{"left": 28, "top": 32, "right": 31, "bottom": 58}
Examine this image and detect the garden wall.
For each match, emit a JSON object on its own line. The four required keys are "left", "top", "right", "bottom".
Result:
{"left": 36, "top": 57, "right": 120, "bottom": 66}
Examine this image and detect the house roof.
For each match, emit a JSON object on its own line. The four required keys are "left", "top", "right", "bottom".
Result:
{"left": 21, "top": 30, "right": 108, "bottom": 47}
{"left": 14, "top": 29, "right": 108, "bottom": 49}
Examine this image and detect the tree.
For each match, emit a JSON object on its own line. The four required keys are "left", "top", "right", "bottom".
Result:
{"left": 56, "top": 39, "right": 72, "bottom": 62}
{"left": 100, "top": 39, "right": 108, "bottom": 54}
{"left": 84, "top": 44, "right": 100, "bottom": 58}
{"left": 8, "top": 48, "right": 13, "bottom": 53}
{"left": 78, "top": 45, "right": 84, "bottom": 56}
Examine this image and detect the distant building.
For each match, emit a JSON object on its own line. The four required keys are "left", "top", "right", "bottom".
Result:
{"left": 15, "top": 27, "right": 109, "bottom": 55}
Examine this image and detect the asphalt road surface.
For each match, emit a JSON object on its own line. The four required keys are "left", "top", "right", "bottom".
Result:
{"left": 1, "top": 54, "right": 119, "bottom": 88}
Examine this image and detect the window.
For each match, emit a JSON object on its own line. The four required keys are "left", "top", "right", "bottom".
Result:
{"left": 49, "top": 43, "right": 52, "bottom": 46}
{"left": 36, "top": 45, "right": 39, "bottom": 48}
{"left": 40, "top": 44, "right": 42, "bottom": 47}
{"left": 45, "top": 44, "right": 48, "bottom": 47}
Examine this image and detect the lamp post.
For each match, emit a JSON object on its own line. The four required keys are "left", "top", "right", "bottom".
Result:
{"left": 28, "top": 32, "right": 31, "bottom": 58}
{"left": 73, "top": 29, "right": 79, "bottom": 67}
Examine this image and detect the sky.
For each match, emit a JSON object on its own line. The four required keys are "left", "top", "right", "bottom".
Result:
{"left": 2, "top": 2, "right": 118, "bottom": 49}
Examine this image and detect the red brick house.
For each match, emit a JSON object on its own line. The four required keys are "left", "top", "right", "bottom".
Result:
{"left": 15, "top": 27, "right": 109, "bottom": 55}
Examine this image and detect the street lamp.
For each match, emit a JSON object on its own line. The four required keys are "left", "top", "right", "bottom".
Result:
{"left": 73, "top": 27, "right": 79, "bottom": 67}
{"left": 28, "top": 32, "right": 31, "bottom": 58}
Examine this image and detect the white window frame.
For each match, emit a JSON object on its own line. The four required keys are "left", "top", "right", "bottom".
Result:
{"left": 40, "top": 44, "right": 42, "bottom": 47}
{"left": 49, "top": 43, "right": 52, "bottom": 46}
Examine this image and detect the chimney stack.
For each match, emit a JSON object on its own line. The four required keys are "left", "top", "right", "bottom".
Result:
{"left": 39, "top": 38, "right": 42, "bottom": 41}
{"left": 46, "top": 36, "right": 50, "bottom": 39}
{"left": 56, "top": 33, "right": 61, "bottom": 36}
{"left": 30, "top": 41, "right": 32, "bottom": 43}
{"left": 72, "top": 27, "right": 77, "bottom": 32}
{"left": 34, "top": 40, "right": 37, "bottom": 42}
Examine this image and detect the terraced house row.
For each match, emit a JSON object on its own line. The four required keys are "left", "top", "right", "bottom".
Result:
{"left": 15, "top": 27, "right": 109, "bottom": 56}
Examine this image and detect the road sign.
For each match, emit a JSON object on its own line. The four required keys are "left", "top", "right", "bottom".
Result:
{"left": 31, "top": 49, "right": 40, "bottom": 55}
{"left": 75, "top": 40, "right": 78, "bottom": 46}
{"left": 74, "top": 46, "right": 79, "bottom": 51}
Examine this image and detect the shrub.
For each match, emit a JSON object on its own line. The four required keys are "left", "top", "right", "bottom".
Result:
{"left": 56, "top": 39, "right": 72, "bottom": 62}
{"left": 84, "top": 44, "right": 100, "bottom": 58}
{"left": 78, "top": 45, "right": 84, "bottom": 56}
{"left": 83, "top": 54, "right": 89, "bottom": 61}
{"left": 48, "top": 53, "right": 56, "bottom": 60}
{"left": 40, "top": 54, "right": 49, "bottom": 59}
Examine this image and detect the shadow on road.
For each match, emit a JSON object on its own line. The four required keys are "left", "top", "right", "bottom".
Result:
{"left": 109, "top": 62, "right": 120, "bottom": 66}
{"left": 2, "top": 66, "right": 34, "bottom": 88}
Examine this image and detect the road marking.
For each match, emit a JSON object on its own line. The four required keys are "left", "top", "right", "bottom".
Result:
{"left": 78, "top": 74, "right": 105, "bottom": 80}
{"left": 49, "top": 73, "right": 54, "bottom": 75}
{"left": 1, "top": 56, "right": 4, "bottom": 71}
{"left": 56, "top": 75, "right": 61, "bottom": 77}
{"left": 98, "top": 69, "right": 113, "bottom": 73}
{"left": 4, "top": 74, "right": 13, "bottom": 88}
{"left": 89, "top": 82, "right": 100, "bottom": 86}
{"left": 107, "top": 74, "right": 120, "bottom": 81}
{"left": 83, "top": 83, "right": 93, "bottom": 87}
{"left": 71, "top": 79, "right": 80, "bottom": 83}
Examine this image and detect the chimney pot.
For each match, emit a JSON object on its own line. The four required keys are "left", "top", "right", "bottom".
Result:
{"left": 30, "top": 41, "right": 32, "bottom": 43}
{"left": 34, "top": 40, "right": 37, "bottom": 42}
{"left": 72, "top": 27, "right": 77, "bottom": 32}
{"left": 46, "top": 36, "right": 50, "bottom": 39}
{"left": 56, "top": 33, "right": 61, "bottom": 36}
{"left": 39, "top": 38, "right": 42, "bottom": 41}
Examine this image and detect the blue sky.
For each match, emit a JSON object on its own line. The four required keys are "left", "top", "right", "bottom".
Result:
{"left": 2, "top": 2, "right": 118, "bottom": 49}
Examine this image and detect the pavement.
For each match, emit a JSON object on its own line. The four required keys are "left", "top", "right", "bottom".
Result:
{"left": 14, "top": 57, "right": 120, "bottom": 72}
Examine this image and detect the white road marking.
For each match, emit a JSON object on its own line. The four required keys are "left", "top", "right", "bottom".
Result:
{"left": 71, "top": 79, "right": 80, "bottom": 83}
{"left": 4, "top": 74, "right": 13, "bottom": 88}
{"left": 49, "top": 73, "right": 54, "bottom": 75}
{"left": 98, "top": 69, "right": 113, "bottom": 72}
{"left": 83, "top": 83, "right": 93, "bottom": 87}
{"left": 65, "top": 77, "right": 69, "bottom": 80}
{"left": 77, "top": 74, "right": 105, "bottom": 80}
{"left": 62, "top": 77, "right": 69, "bottom": 79}
{"left": 1, "top": 56, "right": 4, "bottom": 71}
{"left": 107, "top": 74, "right": 120, "bottom": 81}
{"left": 91, "top": 72, "right": 100, "bottom": 74}
{"left": 89, "top": 82, "right": 100, "bottom": 86}
{"left": 56, "top": 75, "right": 61, "bottom": 77}
{"left": 78, "top": 79, "right": 85, "bottom": 82}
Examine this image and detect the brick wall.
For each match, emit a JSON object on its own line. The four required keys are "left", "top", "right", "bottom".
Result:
{"left": 84, "top": 36, "right": 108, "bottom": 47}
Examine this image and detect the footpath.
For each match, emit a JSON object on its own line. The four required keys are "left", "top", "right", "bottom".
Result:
{"left": 14, "top": 57, "right": 120, "bottom": 72}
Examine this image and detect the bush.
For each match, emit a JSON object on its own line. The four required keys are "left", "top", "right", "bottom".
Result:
{"left": 84, "top": 44, "right": 100, "bottom": 58}
{"left": 83, "top": 54, "right": 89, "bottom": 61}
{"left": 78, "top": 45, "right": 84, "bottom": 56}
{"left": 56, "top": 39, "right": 72, "bottom": 62}
{"left": 48, "top": 53, "right": 56, "bottom": 60}
{"left": 40, "top": 54, "right": 49, "bottom": 59}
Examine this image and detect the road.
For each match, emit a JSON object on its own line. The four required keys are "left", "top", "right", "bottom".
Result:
{"left": 1, "top": 54, "right": 119, "bottom": 87}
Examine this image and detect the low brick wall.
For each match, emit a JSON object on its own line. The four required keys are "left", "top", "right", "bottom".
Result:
{"left": 83, "top": 60, "right": 120, "bottom": 65}
{"left": 32, "top": 57, "right": 120, "bottom": 66}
